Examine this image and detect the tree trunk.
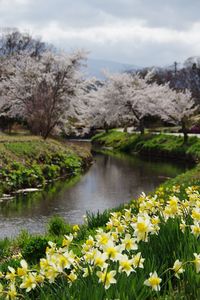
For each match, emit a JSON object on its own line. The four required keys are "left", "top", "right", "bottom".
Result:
{"left": 139, "top": 119, "right": 144, "bottom": 135}
{"left": 123, "top": 124, "right": 128, "bottom": 132}
{"left": 8, "top": 123, "right": 12, "bottom": 135}
{"left": 183, "top": 131, "right": 188, "bottom": 144}
{"left": 104, "top": 121, "right": 109, "bottom": 133}
{"left": 43, "top": 127, "right": 52, "bottom": 140}
{"left": 182, "top": 121, "right": 188, "bottom": 144}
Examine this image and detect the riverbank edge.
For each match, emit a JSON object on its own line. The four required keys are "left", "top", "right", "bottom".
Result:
{"left": 91, "top": 130, "right": 200, "bottom": 162}
{"left": 0, "top": 136, "right": 93, "bottom": 198}
{"left": 91, "top": 130, "right": 200, "bottom": 188}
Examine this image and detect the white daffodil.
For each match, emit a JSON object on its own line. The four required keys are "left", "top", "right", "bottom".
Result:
{"left": 144, "top": 271, "right": 162, "bottom": 291}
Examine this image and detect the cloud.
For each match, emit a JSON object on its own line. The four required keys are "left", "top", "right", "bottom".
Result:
{"left": 0, "top": 0, "right": 200, "bottom": 66}
{"left": 24, "top": 19, "right": 200, "bottom": 66}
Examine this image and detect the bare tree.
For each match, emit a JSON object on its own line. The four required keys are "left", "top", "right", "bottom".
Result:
{"left": 0, "top": 28, "right": 52, "bottom": 58}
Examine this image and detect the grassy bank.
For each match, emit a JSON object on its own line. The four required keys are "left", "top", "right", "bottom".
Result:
{"left": 0, "top": 181, "right": 199, "bottom": 299}
{"left": 92, "top": 130, "right": 200, "bottom": 162}
{"left": 0, "top": 131, "right": 200, "bottom": 299}
{"left": 0, "top": 134, "right": 92, "bottom": 197}
{"left": 92, "top": 130, "right": 200, "bottom": 186}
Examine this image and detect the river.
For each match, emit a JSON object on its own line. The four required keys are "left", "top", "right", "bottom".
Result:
{"left": 0, "top": 151, "right": 191, "bottom": 238}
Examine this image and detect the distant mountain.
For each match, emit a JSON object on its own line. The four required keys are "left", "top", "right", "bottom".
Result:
{"left": 85, "top": 58, "right": 139, "bottom": 78}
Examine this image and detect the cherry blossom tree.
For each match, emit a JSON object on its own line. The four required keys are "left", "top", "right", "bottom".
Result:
{"left": 89, "top": 71, "right": 159, "bottom": 134}
{"left": 0, "top": 28, "right": 55, "bottom": 132}
{"left": 88, "top": 71, "right": 198, "bottom": 141}
{"left": 0, "top": 50, "right": 87, "bottom": 138}
{"left": 159, "top": 89, "right": 198, "bottom": 143}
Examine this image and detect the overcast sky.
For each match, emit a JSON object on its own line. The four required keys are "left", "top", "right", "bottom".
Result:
{"left": 0, "top": 0, "right": 200, "bottom": 67}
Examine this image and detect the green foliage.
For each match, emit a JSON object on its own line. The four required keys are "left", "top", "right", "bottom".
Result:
{"left": 0, "top": 258, "right": 20, "bottom": 273}
{"left": 162, "top": 164, "right": 200, "bottom": 189}
{"left": 86, "top": 210, "right": 111, "bottom": 229}
{"left": 47, "top": 216, "right": 72, "bottom": 236}
{"left": 15, "top": 230, "right": 31, "bottom": 248}
{"left": 0, "top": 135, "right": 91, "bottom": 197}
{"left": 92, "top": 131, "right": 200, "bottom": 162}
{"left": 186, "top": 138, "right": 200, "bottom": 159}
{"left": 0, "top": 162, "right": 45, "bottom": 193}
{"left": 21, "top": 236, "right": 48, "bottom": 264}
{"left": 0, "top": 238, "right": 10, "bottom": 259}
{"left": 4, "top": 141, "right": 38, "bottom": 158}
{"left": 92, "top": 130, "right": 136, "bottom": 150}
{"left": 42, "top": 164, "right": 61, "bottom": 180}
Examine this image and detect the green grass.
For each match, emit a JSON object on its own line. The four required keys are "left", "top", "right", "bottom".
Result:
{"left": 0, "top": 134, "right": 92, "bottom": 197}
{"left": 92, "top": 130, "right": 138, "bottom": 150}
{"left": 92, "top": 130, "right": 200, "bottom": 161}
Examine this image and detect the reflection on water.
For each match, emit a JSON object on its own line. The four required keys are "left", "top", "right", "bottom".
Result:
{"left": 0, "top": 152, "right": 191, "bottom": 238}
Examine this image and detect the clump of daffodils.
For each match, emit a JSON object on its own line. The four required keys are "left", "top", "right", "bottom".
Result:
{"left": 0, "top": 185, "right": 199, "bottom": 298}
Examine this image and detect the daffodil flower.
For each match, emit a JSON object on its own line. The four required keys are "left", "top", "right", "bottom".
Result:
{"left": 172, "top": 259, "right": 185, "bottom": 279}
{"left": 119, "top": 254, "right": 135, "bottom": 276}
{"left": 6, "top": 283, "right": 17, "bottom": 299}
{"left": 193, "top": 253, "right": 200, "bottom": 273}
{"left": 97, "top": 270, "right": 116, "bottom": 289}
{"left": 144, "top": 271, "right": 162, "bottom": 291}
{"left": 20, "top": 272, "right": 37, "bottom": 292}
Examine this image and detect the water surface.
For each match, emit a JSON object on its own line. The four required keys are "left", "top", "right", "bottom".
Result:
{"left": 0, "top": 151, "right": 190, "bottom": 238}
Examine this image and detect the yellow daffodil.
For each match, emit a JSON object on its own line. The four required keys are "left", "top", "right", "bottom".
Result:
{"left": 44, "top": 266, "right": 58, "bottom": 283}
{"left": 17, "top": 259, "right": 28, "bottom": 277}
{"left": 132, "top": 252, "right": 145, "bottom": 269}
{"left": 36, "top": 274, "right": 45, "bottom": 284}
{"left": 132, "top": 215, "right": 153, "bottom": 242}
{"left": 73, "top": 224, "right": 80, "bottom": 232}
{"left": 193, "top": 253, "right": 200, "bottom": 273}
{"left": 96, "top": 230, "right": 111, "bottom": 247}
{"left": 121, "top": 234, "right": 138, "bottom": 251}
{"left": 62, "top": 234, "right": 73, "bottom": 248}
{"left": 84, "top": 249, "right": 97, "bottom": 263}
{"left": 102, "top": 241, "right": 123, "bottom": 261}
{"left": 144, "top": 271, "right": 162, "bottom": 291}
{"left": 20, "top": 272, "right": 37, "bottom": 292}
{"left": 5, "top": 267, "right": 16, "bottom": 282}
{"left": 6, "top": 283, "right": 17, "bottom": 299}
{"left": 93, "top": 251, "right": 108, "bottom": 269}
{"left": 172, "top": 259, "right": 185, "bottom": 279}
{"left": 191, "top": 222, "right": 200, "bottom": 237}
{"left": 97, "top": 270, "right": 116, "bottom": 289}
{"left": 191, "top": 208, "right": 200, "bottom": 221}
{"left": 40, "top": 258, "right": 49, "bottom": 272}
{"left": 67, "top": 271, "right": 77, "bottom": 284}
{"left": 180, "top": 220, "right": 187, "bottom": 233}
{"left": 119, "top": 255, "right": 135, "bottom": 276}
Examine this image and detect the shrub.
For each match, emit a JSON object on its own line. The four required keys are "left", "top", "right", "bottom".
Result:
{"left": 0, "top": 258, "right": 20, "bottom": 273}
{"left": 21, "top": 236, "right": 48, "bottom": 264}
{"left": 42, "top": 164, "right": 61, "bottom": 180}
{"left": 47, "top": 215, "right": 72, "bottom": 236}
{"left": 86, "top": 210, "right": 110, "bottom": 229}
{"left": 0, "top": 238, "right": 10, "bottom": 259}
